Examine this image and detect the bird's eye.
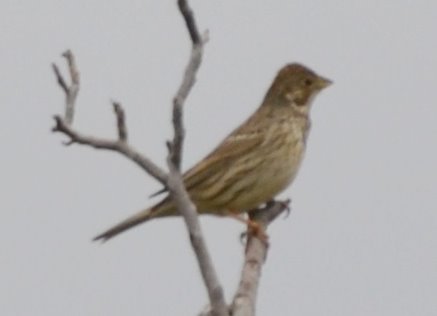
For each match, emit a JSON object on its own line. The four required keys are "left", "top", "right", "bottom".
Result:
{"left": 304, "top": 79, "right": 313, "bottom": 86}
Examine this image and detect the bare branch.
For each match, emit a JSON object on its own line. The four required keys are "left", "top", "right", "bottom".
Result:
{"left": 63, "top": 50, "right": 80, "bottom": 85}
{"left": 52, "top": 51, "right": 167, "bottom": 184}
{"left": 177, "top": 0, "right": 201, "bottom": 44}
{"left": 112, "top": 101, "right": 128, "bottom": 141}
{"left": 167, "top": 1, "right": 228, "bottom": 315}
{"left": 170, "top": 2, "right": 205, "bottom": 170}
{"left": 52, "top": 63, "right": 68, "bottom": 94}
{"left": 52, "top": 115, "right": 168, "bottom": 185}
{"left": 231, "top": 200, "right": 291, "bottom": 316}
{"left": 52, "top": 49, "right": 79, "bottom": 124}
{"left": 166, "top": 162, "right": 228, "bottom": 316}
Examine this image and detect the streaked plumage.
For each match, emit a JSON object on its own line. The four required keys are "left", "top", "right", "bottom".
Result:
{"left": 94, "top": 63, "right": 331, "bottom": 241}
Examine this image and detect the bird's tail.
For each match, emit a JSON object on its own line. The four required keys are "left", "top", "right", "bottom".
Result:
{"left": 93, "top": 199, "right": 173, "bottom": 242}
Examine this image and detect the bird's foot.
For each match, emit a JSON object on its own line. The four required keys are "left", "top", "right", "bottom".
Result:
{"left": 246, "top": 219, "right": 269, "bottom": 245}
{"left": 227, "top": 211, "right": 269, "bottom": 246}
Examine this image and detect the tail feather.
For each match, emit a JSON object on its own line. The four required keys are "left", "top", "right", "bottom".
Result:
{"left": 93, "top": 208, "right": 154, "bottom": 242}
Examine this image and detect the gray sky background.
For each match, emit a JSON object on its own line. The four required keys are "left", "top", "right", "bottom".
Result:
{"left": 1, "top": 1, "right": 436, "bottom": 315}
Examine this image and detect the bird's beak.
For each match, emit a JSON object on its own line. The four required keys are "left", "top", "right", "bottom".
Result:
{"left": 316, "top": 76, "right": 333, "bottom": 89}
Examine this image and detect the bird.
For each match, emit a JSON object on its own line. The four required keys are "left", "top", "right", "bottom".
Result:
{"left": 94, "top": 63, "right": 332, "bottom": 242}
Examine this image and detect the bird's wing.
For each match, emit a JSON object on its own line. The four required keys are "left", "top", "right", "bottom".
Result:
{"left": 183, "top": 131, "right": 264, "bottom": 191}
{"left": 149, "top": 127, "right": 264, "bottom": 198}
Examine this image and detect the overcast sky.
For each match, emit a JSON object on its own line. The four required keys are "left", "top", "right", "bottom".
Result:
{"left": 1, "top": 1, "right": 436, "bottom": 315}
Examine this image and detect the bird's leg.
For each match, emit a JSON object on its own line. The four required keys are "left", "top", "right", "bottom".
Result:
{"left": 226, "top": 211, "right": 269, "bottom": 244}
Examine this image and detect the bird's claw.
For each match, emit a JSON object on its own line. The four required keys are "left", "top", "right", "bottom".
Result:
{"left": 278, "top": 199, "right": 291, "bottom": 219}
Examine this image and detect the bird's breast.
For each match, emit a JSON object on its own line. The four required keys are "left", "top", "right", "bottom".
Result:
{"left": 225, "top": 122, "right": 308, "bottom": 210}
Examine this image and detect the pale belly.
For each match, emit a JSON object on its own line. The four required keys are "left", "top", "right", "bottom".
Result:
{"left": 220, "top": 140, "right": 306, "bottom": 211}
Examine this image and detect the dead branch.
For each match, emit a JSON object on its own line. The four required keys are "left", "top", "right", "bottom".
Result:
{"left": 52, "top": 2, "right": 227, "bottom": 315}
{"left": 52, "top": 112, "right": 167, "bottom": 184}
{"left": 200, "top": 201, "right": 290, "bottom": 316}
{"left": 166, "top": 1, "right": 227, "bottom": 315}
{"left": 51, "top": 49, "right": 79, "bottom": 125}
{"left": 231, "top": 200, "right": 290, "bottom": 316}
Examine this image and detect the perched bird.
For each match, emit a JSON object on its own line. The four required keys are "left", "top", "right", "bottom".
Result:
{"left": 94, "top": 63, "right": 331, "bottom": 241}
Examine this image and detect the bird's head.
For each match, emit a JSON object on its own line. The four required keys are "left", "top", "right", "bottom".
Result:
{"left": 263, "top": 63, "right": 332, "bottom": 111}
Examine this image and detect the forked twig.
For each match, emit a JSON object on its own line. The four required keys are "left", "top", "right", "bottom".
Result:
{"left": 52, "top": 49, "right": 79, "bottom": 124}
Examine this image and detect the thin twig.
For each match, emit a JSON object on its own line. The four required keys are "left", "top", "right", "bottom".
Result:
{"left": 170, "top": 5, "right": 205, "bottom": 170}
{"left": 52, "top": 64, "right": 68, "bottom": 94}
{"left": 52, "top": 51, "right": 167, "bottom": 184}
{"left": 231, "top": 200, "right": 290, "bottom": 316}
{"left": 177, "top": 0, "right": 201, "bottom": 44}
{"left": 52, "top": 49, "right": 79, "bottom": 124}
{"left": 112, "top": 101, "right": 128, "bottom": 142}
{"left": 170, "top": 43, "right": 202, "bottom": 169}
{"left": 52, "top": 115, "right": 168, "bottom": 184}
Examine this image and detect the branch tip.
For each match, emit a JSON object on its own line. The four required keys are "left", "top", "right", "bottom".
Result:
{"left": 112, "top": 101, "right": 128, "bottom": 141}
{"left": 52, "top": 49, "right": 80, "bottom": 124}
{"left": 61, "top": 49, "right": 72, "bottom": 59}
{"left": 177, "top": 0, "right": 201, "bottom": 44}
{"left": 52, "top": 63, "right": 69, "bottom": 93}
